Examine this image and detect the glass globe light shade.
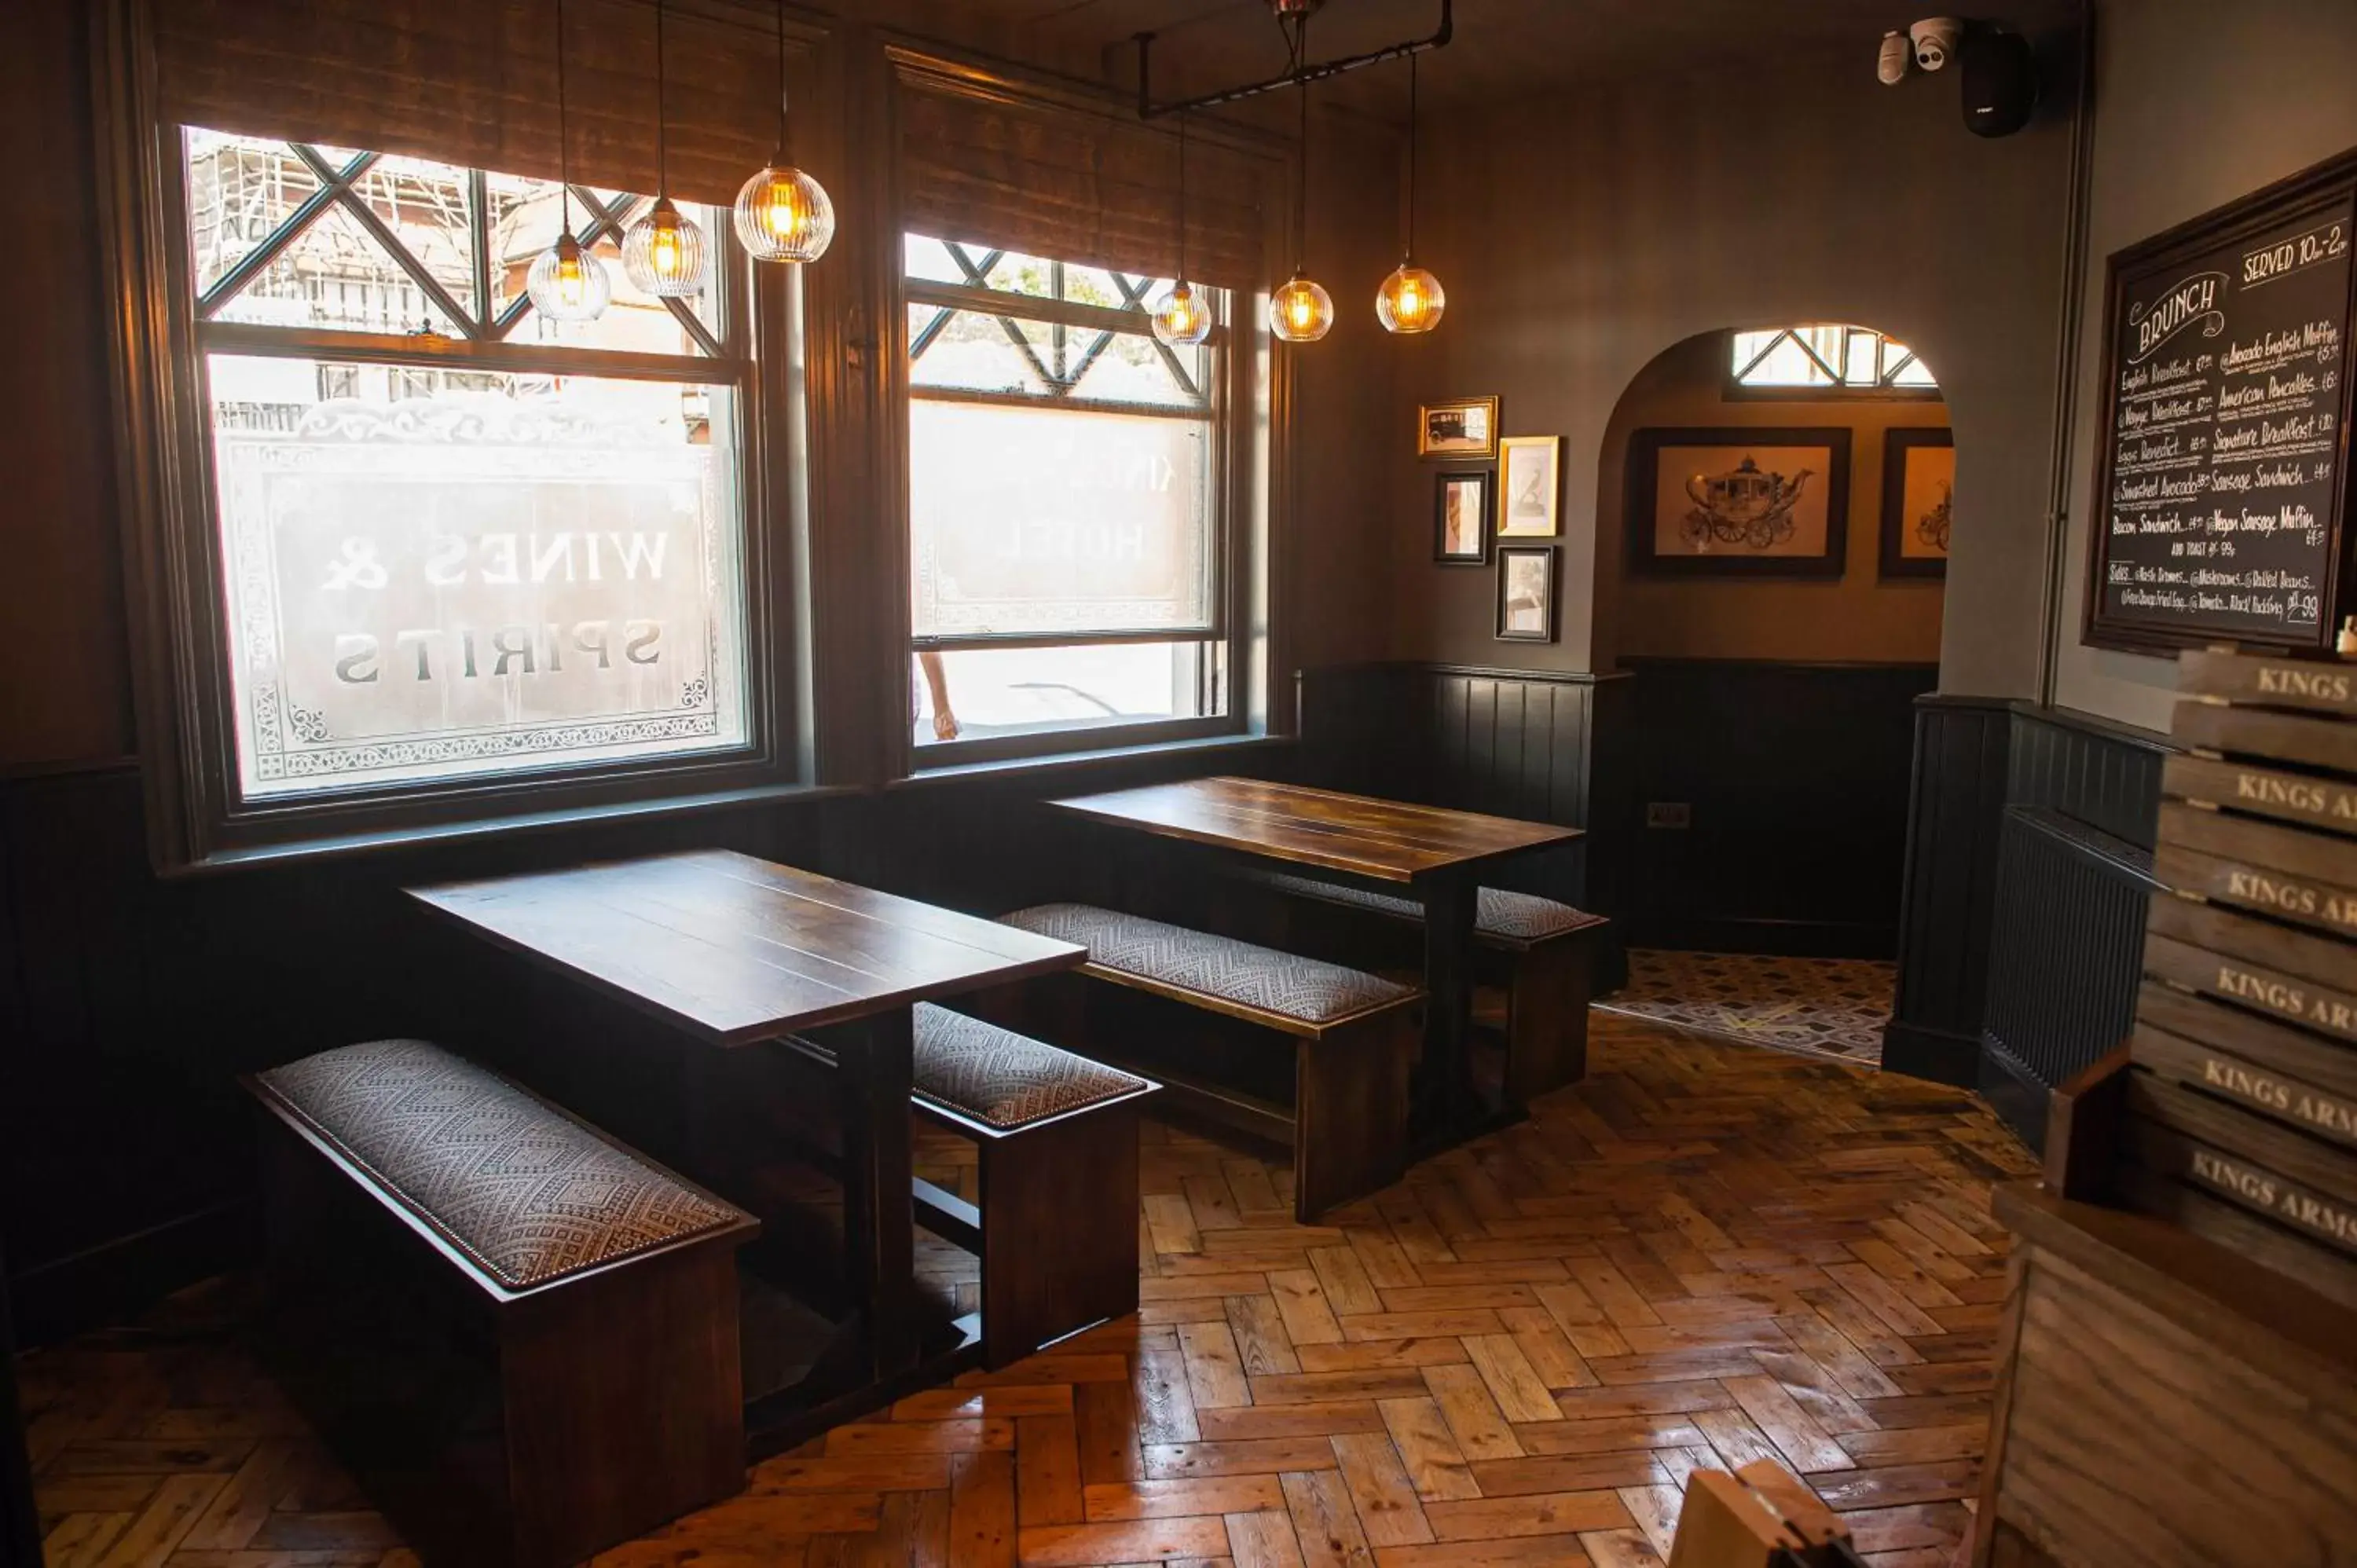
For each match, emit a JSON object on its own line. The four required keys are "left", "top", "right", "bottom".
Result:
{"left": 1269, "top": 272, "right": 1333, "bottom": 343}
{"left": 621, "top": 197, "right": 708, "bottom": 296}
{"left": 733, "top": 164, "right": 835, "bottom": 263}
{"left": 526, "top": 230, "right": 611, "bottom": 322}
{"left": 1150, "top": 280, "right": 1213, "bottom": 347}
{"left": 1376, "top": 263, "right": 1445, "bottom": 334}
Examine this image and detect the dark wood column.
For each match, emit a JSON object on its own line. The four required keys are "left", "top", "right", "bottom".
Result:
{"left": 2, "top": 1243, "right": 39, "bottom": 1568}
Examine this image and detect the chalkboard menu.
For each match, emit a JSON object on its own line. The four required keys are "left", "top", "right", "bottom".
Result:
{"left": 2085, "top": 151, "right": 2357, "bottom": 654}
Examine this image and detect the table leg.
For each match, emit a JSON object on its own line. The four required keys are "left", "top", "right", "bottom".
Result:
{"left": 835, "top": 1005, "right": 918, "bottom": 1379}
{"left": 1417, "top": 874, "right": 1482, "bottom": 1131}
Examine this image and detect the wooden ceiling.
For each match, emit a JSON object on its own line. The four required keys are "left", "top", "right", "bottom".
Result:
{"left": 929, "top": 0, "right": 2080, "bottom": 122}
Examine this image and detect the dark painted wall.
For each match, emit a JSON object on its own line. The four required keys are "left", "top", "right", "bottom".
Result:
{"left": 1382, "top": 13, "right": 2081, "bottom": 699}
{"left": 2055, "top": 0, "right": 2357, "bottom": 730}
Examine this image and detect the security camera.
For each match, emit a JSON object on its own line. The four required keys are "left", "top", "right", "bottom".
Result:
{"left": 1911, "top": 16, "right": 1964, "bottom": 71}
{"left": 1878, "top": 31, "right": 1912, "bottom": 84}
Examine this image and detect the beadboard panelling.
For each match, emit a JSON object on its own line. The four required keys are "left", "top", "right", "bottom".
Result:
{"left": 1978, "top": 804, "right": 2159, "bottom": 1148}
{"left": 1884, "top": 697, "right": 2014, "bottom": 1084}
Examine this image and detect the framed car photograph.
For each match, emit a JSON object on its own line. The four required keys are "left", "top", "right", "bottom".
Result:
{"left": 1418, "top": 395, "right": 1500, "bottom": 459}
{"left": 1625, "top": 426, "right": 1852, "bottom": 577}
{"left": 1879, "top": 427, "right": 1952, "bottom": 580}
{"left": 1494, "top": 546, "right": 1558, "bottom": 642}
{"left": 1434, "top": 470, "right": 1492, "bottom": 564}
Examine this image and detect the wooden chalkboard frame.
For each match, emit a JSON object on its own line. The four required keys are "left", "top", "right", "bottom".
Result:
{"left": 2083, "top": 145, "right": 2357, "bottom": 657}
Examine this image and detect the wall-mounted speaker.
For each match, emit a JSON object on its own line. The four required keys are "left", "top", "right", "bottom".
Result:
{"left": 1960, "top": 27, "right": 2039, "bottom": 137}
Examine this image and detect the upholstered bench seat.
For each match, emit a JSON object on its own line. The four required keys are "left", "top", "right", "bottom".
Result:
{"left": 782, "top": 1004, "right": 1153, "bottom": 1366}
{"left": 1245, "top": 871, "right": 1608, "bottom": 947}
{"left": 253, "top": 1038, "right": 750, "bottom": 1291}
{"left": 1237, "top": 871, "right": 1614, "bottom": 1105}
{"left": 998, "top": 902, "right": 1417, "bottom": 1034}
{"left": 989, "top": 903, "right": 1418, "bottom": 1220}
{"left": 911, "top": 1002, "right": 1149, "bottom": 1130}
{"left": 247, "top": 1039, "right": 756, "bottom": 1566}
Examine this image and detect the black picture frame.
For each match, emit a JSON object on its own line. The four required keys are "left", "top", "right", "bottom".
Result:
{"left": 2080, "top": 144, "right": 2357, "bottom": 656}
{"left": 1433, "top": 470, "right": 1493, "bottom": 564}
{"left": 1879, "top": 427, "right": 1953, "bottom": 581}
{"left": 1494, "top": 546, "right": 1558, "bottom": 642}
{"left": 1625, "top": 427, "right": 1853, "bottom": 578}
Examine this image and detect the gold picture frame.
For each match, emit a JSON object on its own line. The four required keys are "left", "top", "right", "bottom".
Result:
{"left": 1495, "top": 435, "right": 1563, "bottom": 538}
{"left": 1417, "top": 396, "right": 1500, "bottom": 459}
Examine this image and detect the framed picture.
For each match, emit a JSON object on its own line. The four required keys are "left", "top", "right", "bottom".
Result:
{"left": 1495, "top": 546, "right": 1558, "bottom": 641}
{"left": 1496, "top": 435, "right": 1563, "bottom": 538}
{"left": 1433, "top": 470, "right": 1492, "bottom": 564}
{"left": 1418, "top": 395, "right": 1499, "bottom": 459}
{"left": 1879, "top": 427, "right": 1953, "bottom": 580}
{"left": 1625, "top": 426, "right": 1852, "bottom": 577}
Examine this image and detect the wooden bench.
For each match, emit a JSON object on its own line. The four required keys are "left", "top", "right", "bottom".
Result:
{"left": 993, "top": 903, "right": 1420, "bottom": 1221}
{"left": 246, "top": 1039, "right": 758, "bottom": 1568}
{"left": 1243, "top": 871, "right": 1611, "bottom": 1104}
{"left": 783, "top": 1003, "right": 1156, "bottom": 1368}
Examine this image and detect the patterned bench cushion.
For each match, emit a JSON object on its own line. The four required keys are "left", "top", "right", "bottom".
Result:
{"left": 1252, "top": 871, "right": 1608, "bottom": 945}
{"left": 913, "top": 1004, "right": 1150, "bottom": 1131}
{"left": 997, "top": 904, "right": 1417, "bottom": 1029}
{"left": 252, "top": 1039, "right": 751, "bottom": 1293}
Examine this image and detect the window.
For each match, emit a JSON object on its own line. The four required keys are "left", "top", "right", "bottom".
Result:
{"left": 179, "top": 131, "right": 772, "bottom": 813}
{"left": 904, "top": 234, "right": 1231, "bottom": 756}
{"left": 1730, "top": 325, "right": 1939, "bottom": 394}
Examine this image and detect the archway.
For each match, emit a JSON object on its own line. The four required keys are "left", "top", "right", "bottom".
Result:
{"left": 1586, "top": 325, "right": 1950, "bottom": 1068}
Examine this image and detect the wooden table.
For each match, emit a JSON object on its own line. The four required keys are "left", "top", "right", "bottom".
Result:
{"left": 1047, "top": 777, "right": 1579, "bottom": 1134}
{"left": 407, "top": 848, "right": 1084, "bottom": 1446}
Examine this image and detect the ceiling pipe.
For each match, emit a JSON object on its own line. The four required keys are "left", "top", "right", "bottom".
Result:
{"left": 1135, "top": 0, "right": 1453, "bottom": 120}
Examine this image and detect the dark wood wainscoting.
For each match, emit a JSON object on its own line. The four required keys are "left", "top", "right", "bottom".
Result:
{"left": 1884, "top": 697, "right": 2015, "bottom": 1084}
{"left": 1295, "top": 663, "right": 1622, "bottom": 916}
{"left": 0, "top": 743, "right": 1290, "bottom": 1348}
{"left": 1615, "top": 659, "right": 1934, "bottom": 958}
{"left": 1881, "top": 701, "right": 2172, "bottom": 1148}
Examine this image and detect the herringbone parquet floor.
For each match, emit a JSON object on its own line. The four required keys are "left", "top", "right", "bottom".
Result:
{"left": 22, "top": 1013, "right": 2036, "bottom": 1568}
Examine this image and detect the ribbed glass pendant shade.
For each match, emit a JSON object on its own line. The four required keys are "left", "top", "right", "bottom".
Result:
{"left": 526, "top": 230, "right": 611, "bottom": 322}
{"left": 1150, "top": 280, "right": 1213, "bottom": 346}
{"left": 1270, "top": 272, "right": 1334, "bottom": 343}
{"left": 621, "top": 198, "right": 707, "bottom": 295}
{"left": 1376, "top": 263, "right": 1445, "bottom": 334}
{"left": 734, "top": 165, "right": 835, "bottom": 263}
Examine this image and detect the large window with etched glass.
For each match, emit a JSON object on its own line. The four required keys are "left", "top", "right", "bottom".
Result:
{"left": 185, "top": 130, "right": 755, "bottom": 801}
{"left": 904, "top": 233, "right": 1229, "bottom": 753}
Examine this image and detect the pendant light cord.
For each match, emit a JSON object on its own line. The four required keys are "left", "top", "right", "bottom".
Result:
{"left": 555, "top": 0, "right": 573, "bottom": 236}
{"left": 653, "top": 0, "right": 669, "bottom": 197}
{"left": 773, "top": 0, "right": 791, "bottom": 160}
{"left": 1175, "top": 109, "right": 1189, "bottom": 283}
{"left": 1405, "top": 50, "right": 1417, "bottom": 262}
{"left": 1294, "top": 13, "right": 1309, "bottom": 274}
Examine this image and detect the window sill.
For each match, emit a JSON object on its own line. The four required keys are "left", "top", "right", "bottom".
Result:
{"left": 174, "top": 780, "right": 860, "bottom": 877}
{"left": 889, "top": 731, "right": 1294, "bottom": 792}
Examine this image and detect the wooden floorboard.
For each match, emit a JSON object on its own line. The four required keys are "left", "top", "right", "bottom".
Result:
{"left": 19, "top": 1013, "right": 2030, "bottom": 1566}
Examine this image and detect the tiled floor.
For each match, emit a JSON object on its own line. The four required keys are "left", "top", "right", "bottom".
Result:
{"left": 21, "top": 1013, "right": 2030, "bottom": 1566}
{"left": 1595, "top": 951, "right": 1897, "bottom": 1068}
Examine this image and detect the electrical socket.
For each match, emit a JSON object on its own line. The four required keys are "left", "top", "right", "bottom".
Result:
{"left": 1645, "top": 802, "right": 1692, "bottom": 829}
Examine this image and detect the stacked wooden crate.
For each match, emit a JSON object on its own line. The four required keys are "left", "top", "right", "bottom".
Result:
{"left": 2123, "top": 646, "right": 2357, "bottom": 1308}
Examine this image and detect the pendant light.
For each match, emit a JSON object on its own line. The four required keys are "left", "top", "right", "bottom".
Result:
{"left": 1268, "top": 24, "right": 1332, "bottom": 344}
{"left": 621, "top": 0, "right": 707, "bottom": 296}
{"left": 733, "top": 0, "right": 834, "bottom": 264}
{"left": 526, "top": 0, "right": 611, "bottom": 322}
{"left": 1376, "top": 50, "right": 1443, "bottom": 334}
{"left": 1150, "top": 111, "right": 1212, "bottom": 347}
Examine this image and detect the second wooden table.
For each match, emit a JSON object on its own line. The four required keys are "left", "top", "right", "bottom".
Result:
{"left": 1047, "top": 776, "right": 1580, "bottom": 1135}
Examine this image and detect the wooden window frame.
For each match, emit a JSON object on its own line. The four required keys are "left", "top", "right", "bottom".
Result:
{"left": 900, "top": 236, "right": 1246, "bottom": 768}
{"left": 1725, "top": 324, "right": 1943, "bottom": 401}
{"left": 94, "top": 2, "right": 814, "bottom": 872}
